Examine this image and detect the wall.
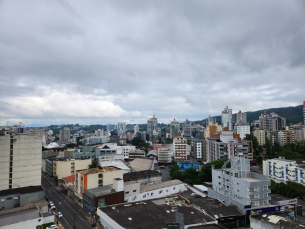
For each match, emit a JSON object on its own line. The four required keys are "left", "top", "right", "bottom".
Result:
{"left": 20, "top": 190, "right": 45, "bottom": 206}
{"left": 102, "top": 170, "right": 124, "bottom": 186}
{"left": 55, "top": 160, "right": 72, "bottom": 179}
{"left": 124, "top": 182, "right": 141, "bottom": 197}
{"left": 250, "top": 216, "right": 279, "bottom": 229}
{"left": 124, "top": 183, "right": 187, "bottom": 203}
{"left": 42, "top": 159, "right": 46, "bottom": 172}
{"left": 42, "top": 214, "right": 54, "bottom": 224}
{"left": 1, "top": 217, "right": 43, "bottom": 229}
{"left": 97, "top": 208, "right": 124, "bottom": 229}
{"left": 0, "top": 193, "right": 20, "bottom": 210}
{"left": 75, "top": 159, "right": 91, "bottom": 171}
{"left": 95, "top": 191, "right": 124, "bottom": 208}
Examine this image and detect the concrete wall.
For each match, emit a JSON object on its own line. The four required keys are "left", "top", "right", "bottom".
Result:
{"left": 250, "top": 215, "right": 279, "bottom": 229}
{"left": 43, "top": 214, "right": 54, "bottom": 224}
{"left": 1, "top": 217, "right": 43, "bottom": 229}
{"left": 20, "top": 190, "right": 45, "bottom": 206}
{"left": 124, "top": 183, "right": 187, "bottom": 203}
{"left": 124, "top": 182, "right": 141, "bottom": 197}
{"left": 0, "top": 193, "right": 20, "bottom": 210}
{"left": 75, "top": 159, "right": 91, "bottom": 171}
{"left": 55, "top": 160, "right": 73, "bottom": 179}
{"left": 102, "top": 170, "right": 124, "bottom": 186}
{"left": 42, "top": 159, "right": 46, "bottom": 172}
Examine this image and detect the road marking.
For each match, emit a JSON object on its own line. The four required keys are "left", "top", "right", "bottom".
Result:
{"left": 59, "top": 204, "right": 85, "bottom": 229}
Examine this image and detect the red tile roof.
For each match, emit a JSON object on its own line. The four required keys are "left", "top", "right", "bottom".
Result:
{"left": 63, "top": 175, "right": 75, "bottom": 182}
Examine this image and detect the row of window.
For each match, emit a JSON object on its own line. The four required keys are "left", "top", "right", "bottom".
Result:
{"left": 1, "top": 196, "right": 18, "bottom": 202}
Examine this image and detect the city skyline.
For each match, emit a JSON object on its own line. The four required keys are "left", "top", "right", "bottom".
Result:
{"left": 0, "top": 0, "right": 304, "bottom": 126}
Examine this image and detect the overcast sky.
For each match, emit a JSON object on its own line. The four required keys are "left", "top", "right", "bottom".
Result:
{"left": 0, "top": 0, "right": 304, "bottom": 126}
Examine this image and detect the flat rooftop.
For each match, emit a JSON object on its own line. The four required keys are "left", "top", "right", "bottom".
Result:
{"left": 0, "top": 185, "right": 44, "bottom": 197}
{"left": 141, "top": 180, "right": 183, "bottom": 193}
{"left": 123, "top": 170, "right": 162, "bottom": 181}
{"left": 0, "top": 208, "right": 40, "bottom": 227}
{"left": 99, "top": 197, "right": 216, "bottom": 229}
{"left": 77, "top": 167, "right": 119, "bottom": 175}
{"left": 87, "top": 185, "right": 113, "bottom": 196}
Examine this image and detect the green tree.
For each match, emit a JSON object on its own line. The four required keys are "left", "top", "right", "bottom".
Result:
{"left": 89, "top": 157, "right": 100, "bottom": 169}
{"left": 53, "top": 175, "right": 59, "bottom": 186}
{"left": 166, "top": 138, "right": 173, "bottom": 144}
{"left": 200, "top": 159, "right": 230, "bottom": 182}
{"left": 187, "top": 140, "right": 191, "bottom": 145}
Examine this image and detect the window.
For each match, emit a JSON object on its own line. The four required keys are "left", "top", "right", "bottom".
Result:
{"left": 125, "top": 191, "right": 129, "bottom": 194}
{"left": 14, "top": 197, "right": 18, "bottom": 200}
{"left": 6, "top": 197, "right": 12, "bottom": 200}
{"left": 1, "top": 199, "right": 5, "bottom": 202}
{"left": 133, "top": 190, "right": 136, "bottom": 192}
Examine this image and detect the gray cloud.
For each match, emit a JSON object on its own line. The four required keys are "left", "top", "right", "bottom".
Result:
{"left": 0, "top": 0, "right": 304, "bottom": 126}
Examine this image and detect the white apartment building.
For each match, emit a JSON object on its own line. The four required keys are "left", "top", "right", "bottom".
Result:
{"left": 95, "top": 129, "right": 104, "bottom": 136}
{"left": 263, "top": 157, "right": 305, "bottom": 184}
{"left": 120, "top": 145, "right": 136, "bottom": 159}
{"left": 235, "top": 124, "right": 250, "bottom": 140}
{"left": 173, "top": 134, "right": 187, "bottom": 161}
{"left": 209, "top": 154, "right": 271, "bottom": 211}
{"left": 158, "top": 147, "right": 172, "bottom": 163}
{"left": 192, "top": 140, "right": 206, "bottom": 160}
{"left": 134, "top": 125, "right": 139, "bottom": 134}
{"left": 253, "top": 130, "right": 266, "bottom": 146}
{"left": 0, "top": 126, "right": 42, "bottom": 191}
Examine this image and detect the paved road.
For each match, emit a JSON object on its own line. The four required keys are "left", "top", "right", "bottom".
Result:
{"left": 41, "top": 175, "right": 92, "bottom": 229}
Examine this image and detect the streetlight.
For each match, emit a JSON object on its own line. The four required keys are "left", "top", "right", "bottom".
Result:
{"left": 73, "top": 210, "right": 82, "bottom": 229}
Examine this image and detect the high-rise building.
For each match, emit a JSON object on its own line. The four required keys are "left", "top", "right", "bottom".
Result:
{"left": 303, "top": 101, "right": 305, "bottom": 124}
{"left": 278, "top": 130, "right": 295, "bottom": 146}
{"left": 134, "top": 125, "right": 139, "bottom": 134}
{"left": 259, "top": 111, "right": 286, "bottom": 131}
{"left": 59, "top": 127, "right": 70, "bottom": 142}
{"left": 95, "top": 129, "right": 104, "bottom": 136}
{"left": 253, "top": 130, "right": 266, "bottom": 146}
{"left": 183, "top": 119, "right": 192, "bottom": 141}
{"left": 147, "top": 115, "right": 158, "bottom": 142}
{"left": 235, "top": 111, "right": 247, "bottom": 124}
{"left": 234, "top": 122, "right": 250, "bottom": 140}
{"left": 170, "top": 118, "right": 180, "bottom": 139}
{"left": 107, "top": 123, "right": 114, "bottom": 132}
{"left": 221, "top": 106, "right": 232, "bottom": 131}
{"left": 206, "top": 115, "right": 216, "bottom": 126}
{"left": 173, "top": 134, "right": 187, "bottom": 161}
{"left": 192, "top": 139, "right": 206, "bottom": 161}
{"left": 0, "top": 126, "right": 42, "bottom": 191}
{"left": 204, "top": 122, "right": 222, "bottom": 140}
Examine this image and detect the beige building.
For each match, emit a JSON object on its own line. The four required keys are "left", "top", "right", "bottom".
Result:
{"left": 75, "top": 167, "right": 123, "bottom": 196}
{"left": 0, "top": 126, "right": 42, "bottom": 191}
{"left": 204, "top": 122, "right": 222, "bottom": 140}
{"left": 241, "top": 140, "right": 254, "bottom": 161}
{"left": 53, "top": 158, "right": 91, "bottom": 179}
{"left": 158, "top": 147, "right": 172, "bottom": 163}
{"left": 254, "top": 130, "right": 266, "bottom": 146}
{"left": 173, "top": 134, "right": 187, "bottom": 161}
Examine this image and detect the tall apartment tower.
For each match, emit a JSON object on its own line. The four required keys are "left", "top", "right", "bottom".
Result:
{"left": 173, "top": 134, "right": 187, "bottom": 161}
{"left": 59, "top": 127, "right": 70, "bottom": 142}
{"left": 235, "top": 111, "right": 247, "bottom": 124}
{"left": 95, "top": 129, "right": 104, "bottom": 136}
{"left": 206, "top": 115, "right": 216, "bottom": 126}
{"left": 147, "top": 115, "right": 158, "bottom": 142}
{"left": 183, "top": 119, "right": 192, "bottom": 141}
{"left": 170, "top": 118, "right": 180, "bottom": 139}
{"left": 134, "top": 124, "right": 139, "bottom": 134}
{"left": 221, "top": 106, "right": 233, "bottom": 131}
{"left": 259, "top": 112, "right": 286, "bottom": 131}
{"left": 0, "top": 126, "right": 42, "bottom": 191}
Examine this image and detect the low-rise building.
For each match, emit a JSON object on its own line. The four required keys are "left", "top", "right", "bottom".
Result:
{"left": 158, "top": 147, "right": 172, "bottom": 163}
{"left": 53, "top": 158, "right": 91, "bottom": 179}
{"left": 263, "top": 157, "right": 305, "bottom": 184}
{"left": 75, "top": 167, "right": 123, "bottom": 197}
{"left": 123, "top": 170, "right": 162, "bottom": 187}
{"left": 128, "top": 150, "right": 146, "bottom": 160}
{"left": 97, "top": 196, "right": 217, "bottom": 229}
{"left": 130, "top": 158, "right": 154, "bottom": 172}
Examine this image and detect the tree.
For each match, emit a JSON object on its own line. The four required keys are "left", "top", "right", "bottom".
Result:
{"left": 166, "top": 138, "right": 173, "bottom": 144}
{"left": 200, "top": 158, "right": 230, "bottom": 182}
{"left": 53, "top": 175, "right": 59, "bottom": 186}
{"left": 89, "top": 157, "right": 100, "bottom": 169}
{"left": 187, "top": 140, "right": 191, "bottom": 145}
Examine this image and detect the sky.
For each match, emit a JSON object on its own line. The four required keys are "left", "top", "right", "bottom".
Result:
{"left": 0, "top": 0, "right": 304, "bottom": 126}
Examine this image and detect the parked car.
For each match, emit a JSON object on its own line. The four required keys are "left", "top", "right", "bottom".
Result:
{"left": 50, "top": 203, "right": 56, "bottom": 210}
{"left": 46, "top": 225, "right": 57, "bottom": 229}
{"left": 49, "top": 201, "right": 53, "bottom": 205}
{"left": 58, "top": 212, "right": 63, "bottom": 218}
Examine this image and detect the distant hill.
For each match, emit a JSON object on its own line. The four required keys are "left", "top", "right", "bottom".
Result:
{"left": 196, "top": 104, "right": 303, "bottom": 125}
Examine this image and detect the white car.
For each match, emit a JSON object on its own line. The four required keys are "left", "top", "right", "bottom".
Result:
{"left": 50, "top": 203, "right": 56, "bottom": 210}
{"left": 58, "top": 212, "right": 63, "bottom": 218}
{"left": 46, "top": 225, "right": 57, "bottom": 229}
{"left": 49, "top": 201, "right": 54, "bottom": 205}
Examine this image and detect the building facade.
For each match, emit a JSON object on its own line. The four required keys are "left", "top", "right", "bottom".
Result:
{"left": 0, "top": 127, "right": 42, "bottom": 191}
{"left": 253, "top": 130, "right": 266, "bottom": 146}
{"left": 158, "top": 147, "right": 172, "bottom": 163}
{"left": 192, "top": 139, "right": 206, "bottom": 161}
{"left": 173, "top": 134, "right": 187, "bottom": 161}
{"left": 278, "top": 130, "right": 294, "bottom": 146}
{"left": 147, "top": 115, "right": 158, "bottom": 142}
{"left": 59, "top": 127, "right": 70, "bottom": 142}
{"left": 183, "top": 119, "right": 192, "bottom": 141}
{"left": 209, "top": 154, "right": 271, "bottom": 212}
{"left": 221, "top": 106, "right": 233, "bottom": 131}
{"left": 170, "top": 118, "right": 180, "bottom": 139}
{"left": 204, "top": 122, "right": 222, "bottom": 140}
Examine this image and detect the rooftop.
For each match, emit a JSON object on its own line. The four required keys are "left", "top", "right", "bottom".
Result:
{"left": 123, "top": 170, "right": 162, "bottom": 182}
{"left": 77, "top": 167, "right": 119, "bottom": 175}
{"left": 141, "top": 180, "right": 183, "bottom": 193}
{"left": 130, "top": 158, "right": 153, "bottom": 172}
{"left": 251, "top": 212, "right": 305, "bottom": 228}
{"left": 0, "top": 185, "right": 44, "bottom": 197}
{"left": 87, "top": 185, "right": 114, "bottom": 197}
{"left": 99, "top": 197, "right": 216, "bottom": 229}
{"left": 0, "top": 208, "right": 40, "bottom": 227}
{"left": 63, "top": 175, "right": 75, "bottom": 182}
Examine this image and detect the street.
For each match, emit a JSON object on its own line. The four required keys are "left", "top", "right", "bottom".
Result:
{"left": 41, "top": 175, "right": 92, "bottom": 229}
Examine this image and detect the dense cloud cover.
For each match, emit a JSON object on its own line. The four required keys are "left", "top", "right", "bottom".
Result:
{"left": 0, "top": 0, "right": 304, "bottom": 126}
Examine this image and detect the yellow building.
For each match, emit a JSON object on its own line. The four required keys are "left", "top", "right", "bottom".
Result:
{"left": 53, "top": 158, "right": 92, "bottom": 179}
{"left": 204, "top": 122, "right": 222, "bottom": 140}
{"left": 254, "top": 130, "right": 266, "bottom": 146}
{"left": 75, "top": 167, "right": 123, "bottom": 196}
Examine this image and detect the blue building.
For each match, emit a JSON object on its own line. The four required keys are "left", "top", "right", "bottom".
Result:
{"left": 178, "top": 162, "right": 199, "bottom": 171}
